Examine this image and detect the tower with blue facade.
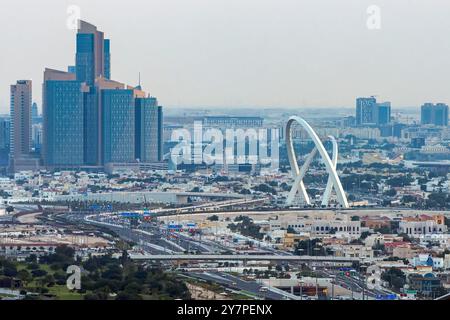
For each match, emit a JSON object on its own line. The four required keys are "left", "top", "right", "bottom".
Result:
{"left": 43, "top": 20, "right": 163, "bottom": 169}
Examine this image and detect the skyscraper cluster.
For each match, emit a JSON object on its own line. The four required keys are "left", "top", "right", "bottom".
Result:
{"left": 40, "top": 20, "right": 163, "bottom": 170}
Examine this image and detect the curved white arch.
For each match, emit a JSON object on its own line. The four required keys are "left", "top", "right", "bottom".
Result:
{"left": 322, "top": 135, "right": 338, "bottom": 207}
{"left": 286, "top": 116, "right": 349, "bottom": 208}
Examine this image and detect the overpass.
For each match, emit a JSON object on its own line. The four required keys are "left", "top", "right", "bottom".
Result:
{"left": 54, "top": 191, "right": 247, "bottom": 205}
{"left": 155, "top": 197, "right": 268, "bottom": 216}
{"left": 129, "top": 254, "right": 359, "bottom": 263}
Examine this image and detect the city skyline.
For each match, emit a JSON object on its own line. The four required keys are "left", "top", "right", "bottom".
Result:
{"left": 3, "top": 0, "right": 450, "bottom": 112}
{"left": 0, "top": 0, "right": 449, "bottom": 305}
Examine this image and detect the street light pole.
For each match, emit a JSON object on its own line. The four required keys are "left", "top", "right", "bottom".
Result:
{"left": 299, "top": 279, "right": 303, "bottom": 300}
{"left": 316, "top": 276, "right": 319, "bottom": 300}
{"left": 330, "top": 275, "right": 336, "bottom": 300}
{"left": 351, "top": 283, "right": 354, "bottom": 300}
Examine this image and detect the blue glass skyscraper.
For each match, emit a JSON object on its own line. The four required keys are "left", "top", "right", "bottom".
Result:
{"left": 43, "top": 21, "right": 164, "bottom": 170}
{"left": 43, "top": 80, "right": 85, "bottom": 166}
{"left": 101, "top": 89, "right": 135, "bottom": 164}
{"left": 135, "top": 97, "right": 163, "bottom": 162}
{"left": 75, "top": 21, "right": 110, "bottom": 85}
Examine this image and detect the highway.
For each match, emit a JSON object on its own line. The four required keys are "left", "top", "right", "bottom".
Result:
{"left": 61, "top": 211, "right": 394, "bottom": 300}
{"left": 318, "top": 268, "right": 395, "bottom": 299}
{"left": 186, "top": 271, "right": 295, "bottom": 300}
{"left": 129, "top": 253, "right": 359, "bottom": 263}
{"left": 154, "top": 197, "right": 269, "bottom": 216}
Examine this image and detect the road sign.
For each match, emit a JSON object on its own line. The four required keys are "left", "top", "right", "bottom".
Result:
{"left": 376, "top": 294, "right": 397, "bottom": 300}
{"left": 120, "top": 212, "right": 141, "bottom": 219}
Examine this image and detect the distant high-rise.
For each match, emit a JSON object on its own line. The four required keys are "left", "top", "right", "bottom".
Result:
{"left": 0, "top": 118, "right": 10, "bottom": 150}
{"left": 135, "top": 96, "right": 163, "bottom": 162}
{"left": 356, "top": 97, "right": 377, "bottom": 125}
{"left": 356, "top": 97, "right": 391, "bottom": 126}
{"left": 32, "top": 102, "right": 39, "bottom": 119}
{"left": 10, "top": 80, "right": 32, "bottom": 160}
{"left": 0, "top": 118, "right": 10, "bottom": 167}
{"left": 375, "top": 102, "right": 391, "bottom": 125}
{"left": 32, "top": 123, "right": 43, "bottom": 152}
{"left": 421, "top": 103, "right": 448, "bottom": 126}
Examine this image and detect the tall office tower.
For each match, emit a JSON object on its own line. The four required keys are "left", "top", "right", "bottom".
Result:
{"left": 10, "top": 80, "right": 32, "bottom": 159}
{"left": 375, "top": 102, "right": 391, "bottom": 125}
{"left": 135, "top": 96, "right": 163, "bottom": 162}
{"left": 101, "top": 89, "right": 135, "bottom": 164}
{"left": 76, "top": 20, "right": 110, "bottom": 85}
{"left": 9, "top": 80, "right": 33, "bottom": 173}
{"left": 421, "top": 103, "right": 449, "bottom": 126}
{"left": 43, "top": 68, "right": 86, "bottom": 166}
{"left": 356, "top": 97, "right": 377, "bottom": 125}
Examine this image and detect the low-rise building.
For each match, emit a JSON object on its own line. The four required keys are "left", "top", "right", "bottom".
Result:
{"left": 399, "top": 215, "right": 447, "bottom": 238}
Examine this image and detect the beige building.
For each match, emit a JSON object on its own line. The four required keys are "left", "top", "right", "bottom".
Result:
{"left": 9, "top": 80, "right": 39, "bottom": 172}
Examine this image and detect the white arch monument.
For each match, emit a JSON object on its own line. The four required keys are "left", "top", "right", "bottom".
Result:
{"left": 286, "top": 116, "right": 349, "bottom": 208}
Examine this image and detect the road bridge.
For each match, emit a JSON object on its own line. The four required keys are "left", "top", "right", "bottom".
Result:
{"left": 129, "top": 254, "right": 359, "bottom": 263}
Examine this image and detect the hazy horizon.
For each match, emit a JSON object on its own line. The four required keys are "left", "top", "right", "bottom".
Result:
{"left": 2, "top": 0, "right": 450, "bottom": 113}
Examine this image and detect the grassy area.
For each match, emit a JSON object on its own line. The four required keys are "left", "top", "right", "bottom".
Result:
{"left": 2, "top": 248, "right": 191, "bottom": 300}
{"left": 184, "top": 277, "right": 255, "bottom": 300}
{"left": 47, "top": 285, "right": 84, "bottom": 300}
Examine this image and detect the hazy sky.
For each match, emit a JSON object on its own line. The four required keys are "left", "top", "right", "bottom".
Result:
{"left": 2, "top": 0, "right": 450, "bottom": 113}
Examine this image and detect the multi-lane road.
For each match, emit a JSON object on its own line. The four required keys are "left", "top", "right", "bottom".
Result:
{"left": 185, "top": 271, "right": 295, "bottom": 300}
{"left": 58, "top": 211, "right": 394, "bottom": 300}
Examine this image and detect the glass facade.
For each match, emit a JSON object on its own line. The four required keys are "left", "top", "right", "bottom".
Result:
{"left": 84, "top": 87, "right": 100, "bottom": 165}
{"left": 42, "top": 21, "right": 164, "bottom": 169}
{"left": 135, "top": 97, "right": 163, "bottom": 162}
{"left": 356, "top": 97, "right": 377, "bottom": 125}
{"left": 76, "top": 33, "right": 95, "bottom": 86}
{"left": 104, "top": 39, "right": 111, "bottom": 80}
{"left": 376, "top": 103, "right": 391, "bottom": 125}
{"left": 101, "top": 89, "right": 135, "bottom": 164}
{"left": 421, "top": 103, "right": 449, "bottom": 126}
{"left": 44, "top": 81, "right": 84, "bottom": 166}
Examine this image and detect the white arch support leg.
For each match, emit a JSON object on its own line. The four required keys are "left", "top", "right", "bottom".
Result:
{"left": 322, "top": 136, "right": 338, "bottom": 206}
